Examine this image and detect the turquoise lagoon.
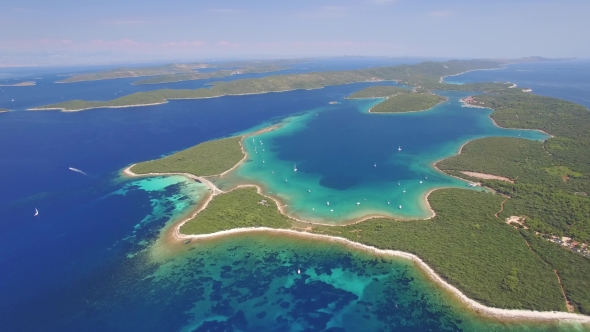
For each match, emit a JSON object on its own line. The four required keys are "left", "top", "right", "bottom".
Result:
{"left": 214, "top": 91, "right": 549, "bottom": 224}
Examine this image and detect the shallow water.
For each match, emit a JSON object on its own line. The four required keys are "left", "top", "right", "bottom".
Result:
{"left": 218, "top": 90, "right": 548, "bottom": 223}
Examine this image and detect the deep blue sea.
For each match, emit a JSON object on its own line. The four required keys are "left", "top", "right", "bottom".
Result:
{"left": 1, "top": 59, "right": 589, "bottom": 331}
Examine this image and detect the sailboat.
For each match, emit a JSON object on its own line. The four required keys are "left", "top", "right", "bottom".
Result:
{"left": 374, "top": 162, "right": 377, "bottom": 168}
{"left": 398, "top": 146, "right": 402, "bottom": 151}
{"left": 326, "top": 202, "right": 330, "bottom": 206}
{"left": 34, "top": 208, "right": 39, "bottom": 217}
{"left": 294, "top": 164, "right": 297, "bottom": 172}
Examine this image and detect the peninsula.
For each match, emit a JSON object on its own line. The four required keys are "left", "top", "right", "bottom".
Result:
{"left": 123, "top": 64, "right": 590, "bottom": 319}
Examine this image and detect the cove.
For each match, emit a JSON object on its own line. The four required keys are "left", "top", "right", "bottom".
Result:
{"left": 215, "top": 90, "right": 549, "bottom": 224}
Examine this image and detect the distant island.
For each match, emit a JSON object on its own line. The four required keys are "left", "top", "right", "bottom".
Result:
{"left": 57, "top": 63, "right": 214, "bottom": 83}
{"left": 122, "top": 60, "right": 590, "bottom": 319}
{"left": 57, "top": 59, "right": 301, "bottom": 84}
{"left": 32, "top": 59, "right": 514, "bottom": 112}
{"left": 0, "top": 81, "right": 35, "bottom": 87}
{"left": 132, "top": 65, "right": 287, "bottom": 85}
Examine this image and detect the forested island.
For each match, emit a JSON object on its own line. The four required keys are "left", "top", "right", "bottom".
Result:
{"left": 348, "top": 86, "right": 446, "bottom": 113}
{"left": 33, "top": 59, "right": 513, "bottom": 112}
{"left": 121, "top": 63, "right": 590, "bottom": 316}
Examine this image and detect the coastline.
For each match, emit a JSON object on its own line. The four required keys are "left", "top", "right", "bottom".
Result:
{"left": 122, "top": 118, "right": 590, "bottom": 324}
{"left": 367, "top": 95, "right": 449, "bottom": 114}
{"left": 439, "top": 66, "right": 505, "bottom": 84}
{"left": 28, "top": 79, "right": 391, "bottom": 113}
{"left": 171, "top": 226, "right": 590, "bottom": 324}
{"left": 460, "top": 97, "right": 555, "bottom": 138}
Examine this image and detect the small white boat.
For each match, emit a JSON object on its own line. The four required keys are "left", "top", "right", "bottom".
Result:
{"left": 294, "top": 164, "right": 297, "bottom": 172}
{"left": 297, "top": 269, "right": 301, "bottom": 274}
{"left": 271, "top": 171, "right": 274, "bottom": 174}
{"left": 285, "top": 178, "right": 288, "bottom": 182}
{"left": 330, "top": 209, "right": 334, "bottom": 212}
{"left": 34, "top": 208, "right": 39, "bottom": 217}
{"left": 356, "top": 202, "right": 360, "bottom": 205}
{"left": 419, "top": 181, "right": 423, "bottom": 184}
{"left": 312, "top": 208, "right": 315, "bottom": 211}
{"left": 387, "top": 201, "right": 390, "bottom": 205}
{"left": 326, "top": 202, "right": 330, "bottom": 206}
{"left": 398, "top": 146, "right": 402, "bottom": 151}
{"left": 403, "top": 190, "right": 406, "bottom": 193}
{"left": 307, "top": 189, "right": 311, "bottom": 193}
{"left": 398, "top": 182, "right": 400, "bottom": 186}
{"left": 374, "top": 162, "right": 377, "bottom": 167}
{"left": 399, "top": 205, "right": 402, "bottom": 209}
{"left": 425, "top": 176, "right": 428, "bottom": 180}
{"left": 262, "top": 161, "right": 265, "bottom": 163}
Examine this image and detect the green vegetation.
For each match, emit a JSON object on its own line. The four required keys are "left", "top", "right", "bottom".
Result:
{"left": 132, "top": 65, "right": 286, "bottom": 85}
{"left": 474, "top": 90, "right": 590, "bottom": 173}
{"left": 130, "top": 136, "right": 243, "bottom": 177}
{"left": 35, "top": 59, "right": 514, "bottom": 111}
{"left": 347, "top": 85, "right": 410, "bottom": 98}
{"left": 179, "top": 187, "right": 566, "bottom": 311}
{"left": 520, "top": 230, "right": 590, "bottom": 314}
{"left": 370, "top": 93, "right": 446, "bottom": 113}
{"left": 180, "top": 187, "right": 292, "bottom": 235}
{"left": 438, "top": 93, "right": 590, "bottom": 242}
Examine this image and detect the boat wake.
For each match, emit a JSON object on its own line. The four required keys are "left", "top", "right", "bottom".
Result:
{"left": 68, "top": 167, "right": 88, "bottom": 176}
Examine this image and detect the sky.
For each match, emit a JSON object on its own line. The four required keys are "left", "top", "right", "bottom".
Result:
{"left": 1, "top": 0, "right": 588, "bottom": 66}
